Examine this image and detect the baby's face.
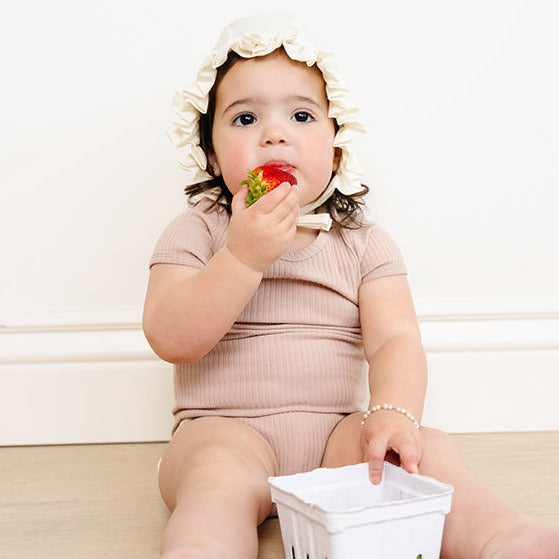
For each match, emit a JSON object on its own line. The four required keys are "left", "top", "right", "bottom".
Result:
{"left": 210, "top": 50, "right": 338, "bottom": 206}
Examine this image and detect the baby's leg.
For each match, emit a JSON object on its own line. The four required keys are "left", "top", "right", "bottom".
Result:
{"left": 158, "top": 416, "right": 279, "bottom": 559}
{"left": 322, "top": 413, "right": 559, "bottom": 559}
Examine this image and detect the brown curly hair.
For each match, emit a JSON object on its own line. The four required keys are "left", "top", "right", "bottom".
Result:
{"left": 184, "top": 50, "right": 370, "bottom": 228}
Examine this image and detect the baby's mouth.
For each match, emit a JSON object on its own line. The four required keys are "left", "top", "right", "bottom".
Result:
{"left": 262, "top": 159, "right": 295, "bottom": 174}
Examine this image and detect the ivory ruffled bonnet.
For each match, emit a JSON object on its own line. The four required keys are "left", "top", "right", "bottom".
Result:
{"left": 168, "top": 13, "right": 365, "bottom": 230}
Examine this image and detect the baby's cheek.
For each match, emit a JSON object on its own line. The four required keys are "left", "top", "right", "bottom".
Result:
{"left": 220, "top": 148, "right": 250, "bottom": 194}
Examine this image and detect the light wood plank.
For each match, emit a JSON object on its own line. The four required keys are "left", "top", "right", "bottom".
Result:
{"left": 1, "top": 432, "right": 558, "bottom": 559}
{"left": 453, "top": 431, "right": 559, "bottom": 527}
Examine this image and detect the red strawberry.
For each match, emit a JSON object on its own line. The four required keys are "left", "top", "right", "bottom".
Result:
{"left": 242, "top": 165, "right": 297, "bottom": 206}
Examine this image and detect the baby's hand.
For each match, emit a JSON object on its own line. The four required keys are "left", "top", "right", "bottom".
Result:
{"left": 360, "top": 409, "right": 423, "bottom": 484}
{"left": 227, "top": 182, "right": 299, "bottom": 272}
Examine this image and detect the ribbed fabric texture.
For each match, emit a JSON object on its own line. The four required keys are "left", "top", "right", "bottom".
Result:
{"left": 243, "top": 412, "right": 344, "bottom": 475}
{"left": 150, "top": 200, "right": 407, "bottom": 434}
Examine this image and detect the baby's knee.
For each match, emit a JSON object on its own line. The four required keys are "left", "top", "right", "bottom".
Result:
{"left": 162, "top": 440, "right": 272, "bottom": 515}
{"left": 421, "top": 426, "right": 456, "bottom": 449}
{"left": 420, "top": 425, "right": 465, "bottom": 471}
{"left": 159, "top": 417, "right": 275, "bottom": 510}
{"left": 177, "top": 420, "right": 273, "bottom": 486}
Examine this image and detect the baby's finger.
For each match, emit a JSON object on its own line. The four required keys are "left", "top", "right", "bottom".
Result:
{"left": 366, "top": 435, "right": 390, "bottom": 485}
{"left": 396, "top": 439, "right": 420, "bottom": 475}
{"left": 270, "top": 188, "right": 300, "bottom": 223}
{"left": 254, "top": 182, "right": 295, "bottom": 213}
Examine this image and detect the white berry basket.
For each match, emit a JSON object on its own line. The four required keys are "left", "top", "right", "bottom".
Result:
{"left": 268, "top": 462, "right": 454, "bottom": 559}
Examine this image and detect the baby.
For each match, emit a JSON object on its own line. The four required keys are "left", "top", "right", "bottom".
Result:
{"left": 143, "top": 13, "right": 559, "bottom": 559}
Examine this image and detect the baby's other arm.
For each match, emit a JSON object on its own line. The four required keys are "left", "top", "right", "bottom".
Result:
{"left": 358, "top": 274, "right": 427, "bottom": 483}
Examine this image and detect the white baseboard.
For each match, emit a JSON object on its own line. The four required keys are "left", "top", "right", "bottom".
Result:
{"left": 1, "top": 297, "right": 558, "bottom": 445}
{"left": 423, "top": 349, "right": 559, "bottom": 432}
{"left": 0, "top": 322, "right": 174, "bottom": 445}
{"left": 0, "top": 360, "right": 175, "bottom": 446}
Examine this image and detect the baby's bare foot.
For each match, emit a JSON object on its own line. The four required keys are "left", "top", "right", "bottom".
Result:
{"left": 482, "top": 522, "right": 559, "bottom": 559}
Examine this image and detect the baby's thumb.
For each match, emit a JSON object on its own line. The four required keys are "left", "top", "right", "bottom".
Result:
{"left": 399, "top": 444, "right": 420, "bottom": 475}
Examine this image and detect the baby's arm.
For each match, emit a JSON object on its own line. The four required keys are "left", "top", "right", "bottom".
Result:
{"left": 358, "top": 274, "right": 427, "bottom": 483}
{"left": 143, "top": 183, "right": 299, "bottom": 364}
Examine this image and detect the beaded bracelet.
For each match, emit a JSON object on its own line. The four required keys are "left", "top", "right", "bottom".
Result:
{"left": 360, "top": 403, "right": 420, "bottom": 429}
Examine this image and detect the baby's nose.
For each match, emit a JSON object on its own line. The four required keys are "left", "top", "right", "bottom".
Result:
{"left": 261, "top": 123, "right": 288, "bottom": 145}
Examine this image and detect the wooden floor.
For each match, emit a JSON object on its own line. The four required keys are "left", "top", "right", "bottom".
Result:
{"left": 1, "top": 432, "right": 558, "bottom": 559}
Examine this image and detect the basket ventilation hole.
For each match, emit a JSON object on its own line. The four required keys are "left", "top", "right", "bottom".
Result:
{"left": 290, "top": 546, "right": 313, "bottom": 559}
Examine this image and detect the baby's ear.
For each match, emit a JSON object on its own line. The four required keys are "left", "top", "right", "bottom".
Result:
{"left": 332, "top": 147, "right": 342, "bottom": 172}
{"left": 207, "top": 152, "right": 221, "bottom": 177}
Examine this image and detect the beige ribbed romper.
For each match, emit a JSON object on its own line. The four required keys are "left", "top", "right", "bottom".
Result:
{"left": 150, "top": 199, "right": 407, "bottom": 476}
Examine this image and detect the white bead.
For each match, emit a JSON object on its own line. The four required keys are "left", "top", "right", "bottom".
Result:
{"left": 363, "top": 403, "right": 420, "bottom": 429}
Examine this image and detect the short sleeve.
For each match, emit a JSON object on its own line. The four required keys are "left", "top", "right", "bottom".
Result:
{"left": 359, "top": 224, "right": 407, "bottom": 283}
{"left": 149, "top": 201, "right": 228, "bottom": 269}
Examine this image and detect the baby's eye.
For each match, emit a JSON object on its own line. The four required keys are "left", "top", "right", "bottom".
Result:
{"left": 233, "top": 113, "right": 256, "bottom": 126}
{"left": 292, "top": 111, "right": 315, "bottom": 123}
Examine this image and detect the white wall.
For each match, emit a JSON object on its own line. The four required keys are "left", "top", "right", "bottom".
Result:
{"left": 1, "top": 0, "right": 558, "bottom": 444}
